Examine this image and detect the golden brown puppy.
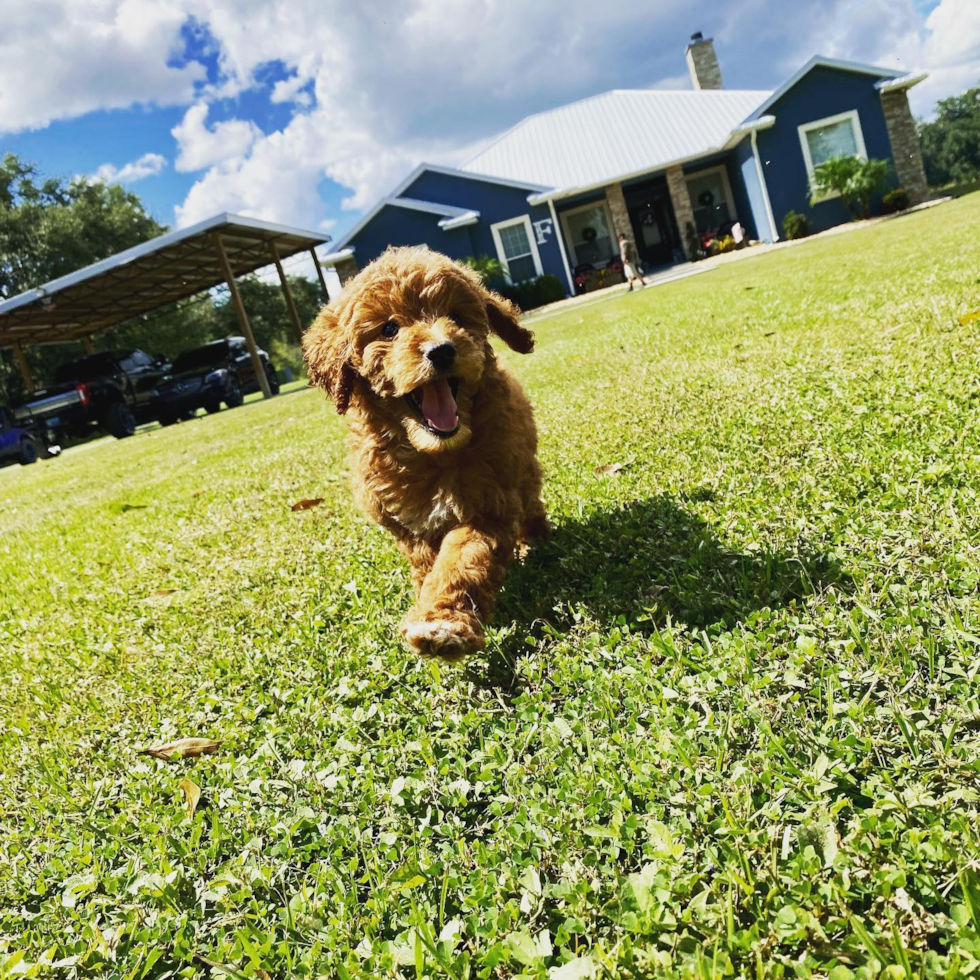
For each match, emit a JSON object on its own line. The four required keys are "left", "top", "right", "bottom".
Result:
{"left": 303, "top": 246, "right": 549, "bottom": 659}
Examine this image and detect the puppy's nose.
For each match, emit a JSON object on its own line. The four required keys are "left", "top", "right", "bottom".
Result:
{"left": 426, "top": 342, "right": 456, "bottom": 371}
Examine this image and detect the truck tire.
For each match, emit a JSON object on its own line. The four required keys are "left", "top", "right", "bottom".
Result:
{"left": 266, "top": 368, "right": 280, "bottom": 396}
{"left": 224, "top": 383, "right": 244, "bottom": 409}
{"left": 104, "top": 402, "right": 136, "bottom": 438}
{"left": 19, "top": 437, "right": 38, "bottom": 464}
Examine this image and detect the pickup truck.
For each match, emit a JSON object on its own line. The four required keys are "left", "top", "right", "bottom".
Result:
{"left": 11, "top": 349, "right": 171, "bottom": 441}
{"left": 0, "top": 406, "right": 39, "bottom": 465}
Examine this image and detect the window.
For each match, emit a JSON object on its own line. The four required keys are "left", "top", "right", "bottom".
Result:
{"left": 119, "top": 350, "right": 154, "bottom": 373}
{"left": 685, "top": 166, "right": 735, "bottom": 234}
{"left": 491, "top": 216, "right": 543, "bottom": 282}
{"left": 558, "top": 201, "right": 617, "bottom": 269}
{"left": 798, "top": 110, "right": 867, "bottom": 193}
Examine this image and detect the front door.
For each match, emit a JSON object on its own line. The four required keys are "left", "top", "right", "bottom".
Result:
{"left": 627, "top": 191, "right": 677, "bottom": 269}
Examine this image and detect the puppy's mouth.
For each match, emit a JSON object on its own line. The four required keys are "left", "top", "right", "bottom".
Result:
{"left": 405, "top": 377, "right": 460, "bottom": 437}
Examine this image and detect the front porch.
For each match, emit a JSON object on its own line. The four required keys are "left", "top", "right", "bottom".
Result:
{"left": 554, "top": 159, "right": 747, "bottom": 295}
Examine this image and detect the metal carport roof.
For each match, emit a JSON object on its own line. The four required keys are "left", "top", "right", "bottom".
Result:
{"left": 0, "top": 212, "right": 331, "bottom": 398}
{"left": 0, "top": 212, "right": 330, "bottom": 349}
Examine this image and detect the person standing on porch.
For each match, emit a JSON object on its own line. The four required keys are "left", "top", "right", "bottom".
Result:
{"left": 618, "top": 233, "right": 645, "bottom": 291}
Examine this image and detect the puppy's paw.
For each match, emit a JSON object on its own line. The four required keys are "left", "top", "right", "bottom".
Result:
{"left": 400, "top": 610, "right": 485, "bottom": 660}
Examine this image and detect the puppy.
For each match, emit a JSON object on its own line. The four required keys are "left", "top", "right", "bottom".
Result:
{"left": 303, "top": 246, "right": 549, "bottom": 659}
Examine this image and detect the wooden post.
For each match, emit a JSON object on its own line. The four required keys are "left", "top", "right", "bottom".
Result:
{"left": 211, "top": 232, "right": 273, "bottom": 399}
{"left": 269, "top": 242, "right": 305, "bottom": 345}
{"left": 12, "top": 343, "right": 33, "bottom": 391}
{"left": 310, "top": 247, "right": 330, "bottom": 302}
{"left": 82, "top": 336, "right": 95, "bottom": 354}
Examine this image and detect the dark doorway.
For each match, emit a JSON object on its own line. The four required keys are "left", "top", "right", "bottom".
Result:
{"left": 624, "top": 178, "right": 681, "bottom": 268}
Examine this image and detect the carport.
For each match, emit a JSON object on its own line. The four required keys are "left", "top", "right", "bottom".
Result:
{"left": 0, "top": 213, "right": 332, "bottom": 397}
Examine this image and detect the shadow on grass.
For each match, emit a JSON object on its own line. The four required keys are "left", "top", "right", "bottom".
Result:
{"left": 470, "top": 494, "right": 845, "bottom": 690}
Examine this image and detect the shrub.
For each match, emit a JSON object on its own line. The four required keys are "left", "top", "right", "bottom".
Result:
{"left": 782, "top": 210, "right": 810, "bottom": 240}
{"left": 495, "top": 274, "right": 566, "bottom": 310}
{"left": 810, "top": 156, "right": 891, "bottom": 219}
{"left": 881, "top": 187, "right": 911, "bottom": 214}
{"left": 709, "top": 235, "right": 737, "bottom": 255}
{"left": 461, "top": 254, "right": 505, "bottom": 284}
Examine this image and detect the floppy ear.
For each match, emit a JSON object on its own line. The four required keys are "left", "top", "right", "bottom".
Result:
{"left": 484, "top": 289, "right": 535, "bottom": 354}
{"left": 302, "top": 305, "right": 356, "bottom": 415}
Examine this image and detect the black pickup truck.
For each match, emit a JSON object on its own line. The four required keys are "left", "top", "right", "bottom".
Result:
{"left": 11, "top": 349, "right": 171, "bottom": 441}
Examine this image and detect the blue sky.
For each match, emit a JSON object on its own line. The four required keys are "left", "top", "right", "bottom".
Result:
{"left": 1, "top": 0, "right": 974, "bottom": 247}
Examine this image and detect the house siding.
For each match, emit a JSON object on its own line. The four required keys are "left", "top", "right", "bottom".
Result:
{"left": 399, "top": 171, "right": 569, "bottom": 288}
{"left": 346, "top": 204, "right": 476, "bottom": 267}
{"left": 755, "top": 65, "right": 898, "bottom": 233}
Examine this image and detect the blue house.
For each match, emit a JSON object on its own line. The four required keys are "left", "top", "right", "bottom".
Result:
{"left": 320, "top": 34, "right": 929, "bottom": 297}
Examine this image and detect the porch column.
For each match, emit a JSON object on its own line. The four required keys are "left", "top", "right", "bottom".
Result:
{"left": 12, "top": 343, "right": 33, "bottom": 391}
{"left": 604, "top": 182, "right": 636, "bottom": 259}
{"left": 334, "top": 256, "right": 359, "bottom": 289}
{"left": 666, "top": 165, "right": 697, "bottom": 260}
{"left": 880, "top": 89, "right": 929, "bottom": 205}
{"left": 211, "top": 232, "right": 273, "bottom": 400}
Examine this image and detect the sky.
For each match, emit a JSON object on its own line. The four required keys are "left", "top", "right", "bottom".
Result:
{"left": 0, "top": 0, "right": 976, "bottom": 252}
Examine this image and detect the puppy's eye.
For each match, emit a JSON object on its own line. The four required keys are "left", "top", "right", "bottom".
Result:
{"left": 380, "top": 321, "right": 399, "bottom": 338}
{"left": 447, "top": 312, "right": 462, "bottom": 326}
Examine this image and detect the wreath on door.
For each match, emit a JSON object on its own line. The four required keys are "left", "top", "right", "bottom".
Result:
{"left": 698, "top": 189, "right": 715, "bottom": 208}
{"left": 582, "top": 226, "right": 598, "bottom": 242}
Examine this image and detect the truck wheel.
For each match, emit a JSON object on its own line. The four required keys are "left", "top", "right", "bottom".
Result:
{"left": 266, "top": 369, "right": 281, "bottom": 396}
{"left": 225, "top": 383, "right": 244, "bottom": 409}
{"left": 104, "top": 402, "right": 136, "bottom": 438}
{"left": 19, "top": 437, "right": 38, "bottom": 465}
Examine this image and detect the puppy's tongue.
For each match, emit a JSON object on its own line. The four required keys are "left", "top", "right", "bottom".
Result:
{"left": 419, "top": 377, "right": 458, "bottom": 432}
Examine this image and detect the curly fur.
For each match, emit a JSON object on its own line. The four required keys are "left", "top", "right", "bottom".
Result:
{"left": 303, "top": 246, "right": 549, "bottom": 658}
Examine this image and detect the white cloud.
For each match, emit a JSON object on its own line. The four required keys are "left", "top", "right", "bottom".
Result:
{"left": 90, "top": 152, "right": 167, "bottom": 184}
{"left": 0, "top": 0, "right": 204, "bottom": 133}
{"left": 2, "top": 0, "right": 975, "bottom": 229}
{"left": 171, "top": 102, "right": 262, "bottom": 172}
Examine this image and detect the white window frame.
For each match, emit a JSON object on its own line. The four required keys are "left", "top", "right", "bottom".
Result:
{"left": 557, "top": 199, "right": 617, "bottom": 269}
{"left": 797, "top": 109, "right": 867, "bottom": 201}
{"left": 490, "top": 215, "right": 544, "bottom": 283}
{"left": 684, "top": 164, "right": 736, "bottom": 230}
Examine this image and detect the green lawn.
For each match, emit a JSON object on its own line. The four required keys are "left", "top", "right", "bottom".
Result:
{"left": 3, "top": 195, "right": 980, "bottom": 979}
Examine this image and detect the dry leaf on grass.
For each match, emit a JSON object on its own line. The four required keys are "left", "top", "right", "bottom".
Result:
{"left": 959, "top": 308, "right": 980, "bottom": 326}
{"left": 139, "top": 737, "right": 222, "bottom": 761}
{"left": 150, "top": 588, "right": 177, "bottom": 597}
{"left": 179, "top": 778, "right": 201, "bottom": 819}
{"left": 593, "top": 456, "right": 635, "bottom": 478}
{"left": 291, "top": 497, "right": 325, "bottom": 511}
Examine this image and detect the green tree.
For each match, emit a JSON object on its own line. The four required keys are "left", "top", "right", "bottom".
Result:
{"left": 810, "top": 156, "right": 891, "bottom": 220}
{"left": 918, "top": 86, "right": 980, "bottom": 187}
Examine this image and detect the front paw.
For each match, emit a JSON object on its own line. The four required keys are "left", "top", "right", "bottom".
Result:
{"left": 400, "top": 608, "right": 485, "bottom": 660}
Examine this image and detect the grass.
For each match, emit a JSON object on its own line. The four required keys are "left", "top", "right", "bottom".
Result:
{"left": 2, "top": 194, "right": 980, "bottom": 979}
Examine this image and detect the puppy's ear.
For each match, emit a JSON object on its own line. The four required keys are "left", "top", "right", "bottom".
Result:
{"left": 484, "top": 289, "right": 535, "bottom": 354}
{"left": 302, "top": 305, "right": 356, "bottom": 415}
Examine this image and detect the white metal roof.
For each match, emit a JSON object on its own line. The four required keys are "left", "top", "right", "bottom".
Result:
{"left": 461, "top": 89, "right": 770, "bottom": 193}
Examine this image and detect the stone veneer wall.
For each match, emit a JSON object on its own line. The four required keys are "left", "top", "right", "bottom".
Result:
{"left": 685, "top": 39, "right": 723, "bottom": 91}
{"left": 665, "top": 165, "right": 697, "bottom": 260}
{"left": 334, "top": 257, "right": 359, "bottom": 289}
{"left": 605, "top": 181, "right": 635, "bottom": 259}
{"left": 880, "top": 89, "right": 929, "bottom": 204}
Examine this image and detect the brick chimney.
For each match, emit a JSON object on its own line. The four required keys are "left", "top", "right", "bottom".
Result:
{"left": 686, "top": 32, "right": 723, "bottom": 90}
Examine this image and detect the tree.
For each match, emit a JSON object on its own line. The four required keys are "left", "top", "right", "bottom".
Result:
{"left": 810, "top": 156, "right": 891, "bottom": 220}
{"left": 918, "top": 86, "right": 980, "bottom": 187}
{"left": 0, "top": 153, "right": 163, "bottom": 301}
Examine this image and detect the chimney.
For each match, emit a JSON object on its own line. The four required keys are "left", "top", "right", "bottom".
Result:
{"left": 686, "top": 32, "right": 723, "bottom": 90}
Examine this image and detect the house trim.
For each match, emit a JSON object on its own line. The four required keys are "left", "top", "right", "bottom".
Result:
{"left": 391, "top": 162, "right": 553, "bottom": 199}
{"left": 490, "top": 215, "right": 544, "bottom": 282}
{"left": 684, "top": 163, "right": 736, "bottom": 228}
{"left": 797, "top": 109, "right": 867, "bottom": 200}
{"left": 548, "top": 199, "right": 575, "bottom": 293}
{"left": 557, "top": 198, "right": 618, "bottom": 270}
